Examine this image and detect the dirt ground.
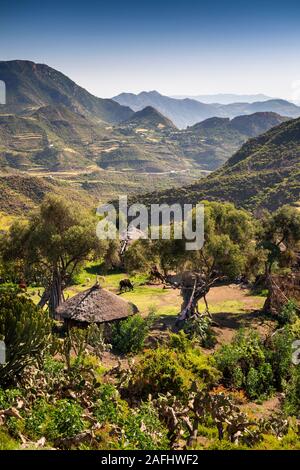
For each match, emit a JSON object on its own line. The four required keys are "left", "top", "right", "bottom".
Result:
{"left": 103, "top": 282, "right": 280, "bottom": 419}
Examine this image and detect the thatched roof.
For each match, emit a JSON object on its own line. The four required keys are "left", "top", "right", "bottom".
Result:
{"left": 56, "top": 284, "right": 138, "bottom": 323}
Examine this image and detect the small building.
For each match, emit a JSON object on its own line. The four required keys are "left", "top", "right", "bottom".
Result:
{"left": 56, "top": 284, "right": 138, "bottom": 330}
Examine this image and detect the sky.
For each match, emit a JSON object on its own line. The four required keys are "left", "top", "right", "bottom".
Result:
{"left": 1, "top": 0, "right": 300, "bottom": 100}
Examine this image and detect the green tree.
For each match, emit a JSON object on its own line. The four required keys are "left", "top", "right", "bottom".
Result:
{"left": 1, "top": 195, "right": 105, "bottom": 316}
{"left": 152, "top": 201, "right": 258, "bottom": 279}
{"left": 259, "top": 205, "right": 300, "bottom": 275}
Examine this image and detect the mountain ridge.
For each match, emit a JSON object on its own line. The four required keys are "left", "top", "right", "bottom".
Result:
{"left": 113, "top": 90, "right": 300, "bottom": 128}
{"left": 0, "top": 60, "right": 134, "bottom": 124}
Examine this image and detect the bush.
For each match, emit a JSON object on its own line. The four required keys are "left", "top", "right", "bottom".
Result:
{"left": 111, "top": 312, "right": 153, "bottom": 355}
{"left": 267, "top": 326, "right": 294, "bottom": 389}
{"left": 0, "top": 290, "right": 52, "bottom": 385}
{"left": 93, "top": 384, "right": 169, "bottom": 449}
{"left": 125, "top": 334, "right": 219, "bottom": 399}
{"left": 278, "top": 301, "right": 298, "bottom": 326}
{"left": 94, "top": 383, "right": 129, "bottom": 424}
{"left": 25, "top": 399, "right": 85, "bottom": 441}
{"left": 284, "top": 367, "right": 300, "bottom": 417}
{"left": 122, "top": 402, "right": 169, "bottom": 450}
{"left": 0, "top": 388, "right": 21, "bottom": 409}
{"left": 215, "top": 330, "right": 274, "bottom": 399}
{"left": 183, "top": 315, "right": 216, "bottom": 348}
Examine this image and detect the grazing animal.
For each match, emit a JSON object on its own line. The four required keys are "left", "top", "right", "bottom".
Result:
{"left": 119, "top": 279, "right": 134, "bottom": 292}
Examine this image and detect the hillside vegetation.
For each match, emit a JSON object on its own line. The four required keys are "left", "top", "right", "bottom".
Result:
{"left": 135, "top": 117, "right": 300, "bottom": 211}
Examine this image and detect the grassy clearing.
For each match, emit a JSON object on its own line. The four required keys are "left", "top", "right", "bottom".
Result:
{"left": 198, "top": 297, "right": 265, "bottom": 315}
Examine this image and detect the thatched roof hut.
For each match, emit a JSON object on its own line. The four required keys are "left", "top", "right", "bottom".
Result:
{"left": 56, "top": 284, "right": 138, "bottom": 326}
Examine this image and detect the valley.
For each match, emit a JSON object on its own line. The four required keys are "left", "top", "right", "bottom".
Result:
{"left": 1, "top": 0, "right": 300, "bottom": 455}
{"left": 0, "top": 60, "right": 293, "bottom": 215}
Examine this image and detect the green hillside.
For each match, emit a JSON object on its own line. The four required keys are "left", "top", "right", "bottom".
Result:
{"left": 135, "top": 117, "right": 300, "bottom": 211}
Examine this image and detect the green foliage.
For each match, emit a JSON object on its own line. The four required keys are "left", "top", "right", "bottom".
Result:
{"left": 267, "top": 326, "right": 294, "bottom": 389}
{"left": 183, "top": 315, "right": 216, "bottom": 348}
{"left": 0, "top": 195, "right": 106, "bottom": 315}
{"left": 215, "top": 330, "right": 274, "bottom": 399}
{"left": 125, "top": 334, "right": 219, "bottom": 399}
{"left": 25, "top": 399, "right": 85, "bottom": 441}
{"left": 143, "top": 201, "right": 258, "bottom": 280}
{"left": 111, "top": 313, "right": 153, "bottom": 355}
{"left": 0, "top": 388, "right": 21, "bottom": 409}
{"left": 123, "top": 240, "right": 157, "bottom": 274}
{"left": 277, "top": 301, "right": 298, "bottom": 326}
{"left": 93, "top": 384, "right": 169, "bottom": 449}
{"left": 0, "top": 290, "right": 51, "bottom": 386}
{"left": 0, "top": 429, "right": 19, "bottom": 450}
{"left": 284, "top": 367, "right": 300, "bottom": 417}
{"left": 260, "top": 205, "right": 300, "bottom": 273}
{"left": 121, "top": 401, "right": 169, "bottom": 450}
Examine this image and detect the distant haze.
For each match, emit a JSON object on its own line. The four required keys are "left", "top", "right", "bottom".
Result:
{"left": 171, "top": 94, "right": 275, "bottom": 105}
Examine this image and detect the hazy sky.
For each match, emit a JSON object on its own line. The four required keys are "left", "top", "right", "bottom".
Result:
{"left": 1, "top": 0, "right": 300, "bottom": 100}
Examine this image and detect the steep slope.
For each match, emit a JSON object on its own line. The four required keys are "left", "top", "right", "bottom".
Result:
{"left": 0, "top": 60, "right": 133, "bottom": 123}
{"left": 135, "top": 118, "right": 300, "bottom": 211}
{"left": 173, "top": 112, "right": 288, "bottom": 170}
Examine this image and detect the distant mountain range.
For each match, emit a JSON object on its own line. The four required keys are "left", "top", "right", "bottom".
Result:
{"left": 171, "top": 93, "right": 274, "bottom": 104}
{"left": 0, "top": 61, "right": 288, "bottom": 175}
{"left": 113, "top": 90, "right": 300, "bottom": 128}
{"left": 0, "top": 60, "right": 298, "bottom": 214}
{"left": 136, "top": 117, "right": 300, "bottom": 211}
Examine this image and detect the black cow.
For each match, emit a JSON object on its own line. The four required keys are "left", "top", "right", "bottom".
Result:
{"left": 119, "top": 279, "right": 134, "bottom": 292}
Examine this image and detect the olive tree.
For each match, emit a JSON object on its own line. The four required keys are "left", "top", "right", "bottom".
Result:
{"left": 259, "top": 205, "right": 300, "bottom": 275}
{"left": 1, "top": 195, "right": 106, "bottom": 316}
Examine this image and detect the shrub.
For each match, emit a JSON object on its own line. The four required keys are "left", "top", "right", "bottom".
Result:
{"left": 111, "top": 312, "right": 153, "bottom": 355}
{"left": 25, "top": 399, "right": 85, "bottom": 441}
{"left": 266, "top": 326, "right": 294, "bottom": 389}
{"left": 125, "top": 334, "right": 219, "bottom": 399}
{"left": 284, "top": 367, "right": 300, "bottom": 417}
{"left": 121, "top": 402, "right": 169, "bottom": 450}
{"left": 215, "top": 330, "right": 274, "bottom": 399}
{"left": 0, "top": 388, "right": 21, "bottom": 409}
{"left": 0, "top": 290, "right": 52, "bottom": 385}
{"left": 183, "top": 315, "right": 216, "bottom": 348}
{"left": 47, "top": 400, "right": 85, "bottom": 440}
{"left": 93, "top": 384, "right": 169, "bottom": 449}
{"left": 278, "top": 301, "right": 298, "bottom": 326}
{"left": 94, "top": 383, "right": 129, "bottom": 424}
